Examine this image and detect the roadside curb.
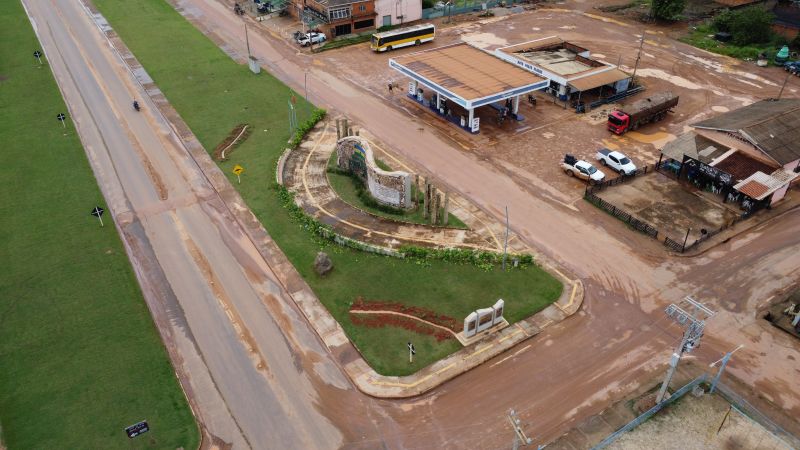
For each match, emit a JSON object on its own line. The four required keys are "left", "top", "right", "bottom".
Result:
{"left": 98, "top": 0, "right": 584, "bottom": 399}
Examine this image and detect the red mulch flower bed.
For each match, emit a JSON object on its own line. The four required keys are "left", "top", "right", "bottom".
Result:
{"left": 350, "top": 297, "right": 461, "bottom": 333}
{"left": 350, "top": 313, "right": 454, "bottom": 342}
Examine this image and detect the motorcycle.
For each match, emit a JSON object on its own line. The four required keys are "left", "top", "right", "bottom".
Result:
{"left": 133, "top": 100, "right": 140, "bottom": 112}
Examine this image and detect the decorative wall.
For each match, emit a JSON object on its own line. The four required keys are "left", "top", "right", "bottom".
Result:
{"left": 336, "top": 136, "right": 412, "bottom": 209}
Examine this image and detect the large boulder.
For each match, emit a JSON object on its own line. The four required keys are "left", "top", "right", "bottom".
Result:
{"left": 314, "top": 251, "right": 333, "bottom": 276}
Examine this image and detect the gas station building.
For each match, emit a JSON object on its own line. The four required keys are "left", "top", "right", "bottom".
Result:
{"left": 389, "top": 43, "right": 549, "bottom": 133}
{"left": 494, "top": 36, "right": 631, "bottom": 103}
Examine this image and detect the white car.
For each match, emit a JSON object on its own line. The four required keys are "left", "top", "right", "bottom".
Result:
{"left": 561, "top": 155, "right": 606, "bottom": 184}
{"left": 595, "top": 148, "right": 637, "bottom": 176}
{"left": 298, "top": 32, "right": 326, "bottom": 47}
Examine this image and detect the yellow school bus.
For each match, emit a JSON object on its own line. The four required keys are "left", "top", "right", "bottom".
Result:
{"left": 370, "top": 24, "right": 435, "bottom": 52}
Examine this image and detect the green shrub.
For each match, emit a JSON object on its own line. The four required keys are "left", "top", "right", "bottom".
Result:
{"left": 290, "top": 108, "right": 326, "bottom": 148}
{"left": 651, "top": 0, "right": 685, "bottom": 21}
{"left": 422, "top": 0, "right": 434, "bottom": 8}
{"left": 712, "top": 6, "right": 775, "bottom": 46}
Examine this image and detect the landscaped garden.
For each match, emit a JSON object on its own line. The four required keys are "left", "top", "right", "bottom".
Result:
{"left": 326, "top": 151, "right": 468, "bottom": 228}
{"left": 93, "top": 0, "right": 562, "bottom": 376}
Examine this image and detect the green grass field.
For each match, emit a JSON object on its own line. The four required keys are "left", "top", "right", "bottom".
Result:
{"left": 326, "top": 152, "right": 468, "bottom": 229}
{"left": 0, "top": 2, "right": 198, "bottom": 448}
{"left": 92, "top": 0, "right": 562, "bottom": 376}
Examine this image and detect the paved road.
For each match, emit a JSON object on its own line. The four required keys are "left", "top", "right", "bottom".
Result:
{"left": 22, "top": 1, "right": 376, "bottom": 448}
{"left": 26, "top": 0, "right": 800, "bottom": 448}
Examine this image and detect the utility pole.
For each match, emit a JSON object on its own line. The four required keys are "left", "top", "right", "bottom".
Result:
{"left": 709, "top": 344, "right": 743, "bottom": 393}
{"left": 776, "top": 71, "right": 791, "bottom": 100}
{"left": 508, "top": 410, "right": 542, "bottom": 450}
{"left": 630, "top": 32, "right": 645, "bottom": 88}
{"left": 656, "top": 296, "right": 715, "bottom": 403}
{"left": 502, "top": 206, "right": 509, "bottom": 271}
{"left": 245, "top": 24, "right": 251, "bottom": 59}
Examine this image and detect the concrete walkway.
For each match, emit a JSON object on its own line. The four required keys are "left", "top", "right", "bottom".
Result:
{"left": 283, "top": 118, "right": 531, "bottom": 253}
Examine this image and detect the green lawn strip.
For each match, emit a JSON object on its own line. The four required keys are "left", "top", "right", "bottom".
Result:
{"left": 0, "top": 2, "right": 197, "bottom": 449}
{"left": 326, "top": 152, "right": 468, "bottom": 228}
{"left": 680, "top": 24, "right": 776, "bottom": 62}
{"left": 92, "top": 0, "right": 561, "bottom": 376}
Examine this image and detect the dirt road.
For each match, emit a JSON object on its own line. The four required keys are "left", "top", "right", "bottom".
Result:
{"left": 28, "top": 0, "right": 800, "bottom": 448}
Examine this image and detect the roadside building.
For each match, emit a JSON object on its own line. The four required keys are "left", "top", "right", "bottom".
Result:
{"left": 291, "top": 0, "right": 377, "bottom": 38}
{"left": 494, "top": 36, "right": 631, "bottom": 104}
{"left": 389, "top": 42, "right": 549, "bottom": 133}
{"left": 374, "top": 0, "right": 422, "bottom": 28}
{"left": 659, "top": 99, "right": 800, "bottom": 214}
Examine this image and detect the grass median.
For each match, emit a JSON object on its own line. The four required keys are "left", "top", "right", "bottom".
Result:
{"left": 0, "top": 2, "right": 198, "bottom": 448}
{"left": 92, "top": 0, "right": 562, "bottom": 376}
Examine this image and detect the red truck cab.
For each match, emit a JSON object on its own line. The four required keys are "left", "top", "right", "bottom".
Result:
{"left": 607, "top": 111, "right": 629, "bottom": 135}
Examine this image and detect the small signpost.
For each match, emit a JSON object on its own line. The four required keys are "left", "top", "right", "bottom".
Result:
{"left": 407, "top": 341, "right": 416, "bottom": 363}
{"left": 33, "top": 50, "right": 43, "bottom": 65}
{"left": 57, "top": 113, "right": 66, "bottom": 128}
{"left": 90, "top": 206, "right": 105, "bottom": 227}
{"left": 232, "top": 164, "right": 244, "bottom": 184}
{"left": 124, "top": 420, "right": 149, "bottom": 439}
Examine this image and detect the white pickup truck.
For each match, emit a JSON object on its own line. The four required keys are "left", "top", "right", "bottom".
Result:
{"left": 561, "top": 154, "right": 606, "bottom": 184}
{"left": 596, "top": 148, "right": 637, "bottom": 176}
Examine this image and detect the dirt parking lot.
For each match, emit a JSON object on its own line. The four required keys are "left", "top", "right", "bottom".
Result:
{"left": 595, "top": 172, "right": 739, "bottom": 242}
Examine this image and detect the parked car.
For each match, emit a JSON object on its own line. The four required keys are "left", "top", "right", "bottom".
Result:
{"left": 560, "top": 154, "right": 606, "bottom": 184}
{"left": 595, "top": 148, "right": 637, "bottom": 176}
{"left": 784, "top": 61, "right": 800, "bottom": 76}
{"left": 298, "top": 32, "right": 326, "bottom": 47}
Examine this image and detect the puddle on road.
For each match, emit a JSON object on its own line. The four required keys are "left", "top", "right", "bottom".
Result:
{"left": 559, "top": 25, "right": 576, "bottom": 30}
{"left": 712, "top": 105, "right": 730, "bottom": 113}
{"left": 460, "top": 32, "right": 507, "bottom": 49}
{"left": 602, "top": 139, "right": 620, "bottom": 150}
{"left": 625, "top": 130, "right": 676, "bottom": 149}
{"left": 635, "top": 68, "right": 703, "bottom": 90}
{"left": 593, "top": 53, "right": 607, "bottom": 59}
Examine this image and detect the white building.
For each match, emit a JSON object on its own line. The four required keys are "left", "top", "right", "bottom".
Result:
{"left": 374, "top": 0, "right": 422, "bottom": 28}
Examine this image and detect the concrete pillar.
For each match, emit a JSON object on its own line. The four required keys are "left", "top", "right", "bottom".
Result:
{"left": 513, "top": 95, "right": 520, "bottom": 115}
{"left": 336, "top": 119, "right": 341, "bottom": 139}
{"left": 411, "top": 80, "right": 418, "bottom": 95}
{"left": 414, "top": 174, "right": 420, "bottom": 206}
{"left": 468, "top": 108, "right": 474, "bottom": 124}
{"left": 443, "top": 191, "right": 449, "bottom": 226}
{"left": 433, "top": 193, "right": 441, "bottom": 225}
{"left": 422, "top": 181, "right": 430, "bottom": 219}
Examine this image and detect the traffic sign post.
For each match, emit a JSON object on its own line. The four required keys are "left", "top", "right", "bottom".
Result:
{"left": 57, "top": 113, "right": 66, "bottom": 129}
{"left": 33, "top": 50, "right": 43, "bottom": 65}
{"left": 407, "top": 341, "right": 416, "bottom": 364}
{"left": 124, "top": 420, "right": 149, "bottom": 438}
{"left": 232, "top": 164, "right": 244, "bottom": 184}
{"left": 91, "top": 206, "right": 105, "bottom": 227}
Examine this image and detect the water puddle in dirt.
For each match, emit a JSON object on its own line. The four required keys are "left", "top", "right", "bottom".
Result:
{"left": 680, "top": 53, "right": 780, "bottom": 88}
{"left": 559, "top": 25, "right": 576, "bottom": 30}
{"left": 635, "top": 68, "right": 703, "bottom": 89}
{"left": 460, "top": 32, "right": 508, "bottom": 49}
{"left": 711, "top": 106, "right": 730, "bottom": 113}
{"left": 582, "top": 13, "right": 631, "bottom": 27}
{"left": 532, "top": 27, "right": 541, "bottom": 31}
{"left": 593, "top": 53, "right": 607, "bottom": 59}
{"left": 602, "top": 139, "right": 620, "bottom": 150}
{"left": 625, "top": 131, "right": 676, "bottom": 149}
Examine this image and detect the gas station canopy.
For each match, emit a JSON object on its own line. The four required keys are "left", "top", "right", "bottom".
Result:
{"left": 389, "top": 43, "right": 549, "bottom": 110}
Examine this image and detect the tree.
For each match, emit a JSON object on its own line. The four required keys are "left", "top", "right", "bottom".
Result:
{"left": 650, "top": 0, "right": 686, "bottom": 21}
{"left": 712, "top": 6, "right": 775, "bottom": 45}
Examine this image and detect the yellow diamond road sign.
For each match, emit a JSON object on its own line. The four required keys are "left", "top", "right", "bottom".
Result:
{"left": 232, "top": 164, "right": 244, "bottom": 175}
